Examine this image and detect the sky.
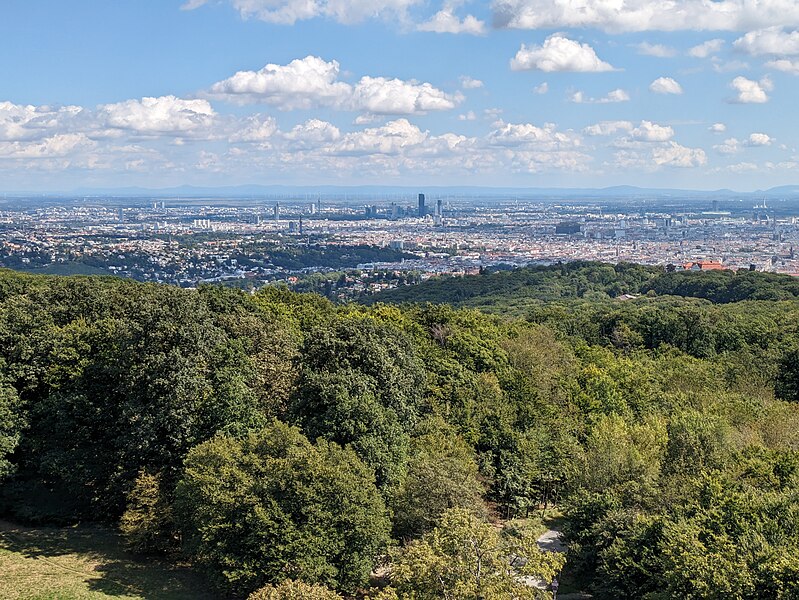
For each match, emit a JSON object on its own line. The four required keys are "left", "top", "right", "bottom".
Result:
{"left": 3, "top": 0, "right": 799, "bottom": 192}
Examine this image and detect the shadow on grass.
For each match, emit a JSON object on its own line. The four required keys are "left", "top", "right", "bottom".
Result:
{"left": 0, "top": 520, "right": 214, "bottom": 599}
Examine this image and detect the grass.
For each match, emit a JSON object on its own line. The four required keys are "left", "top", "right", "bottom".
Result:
{"left": 0, "top": 520, "right": 215, "bottom": 600}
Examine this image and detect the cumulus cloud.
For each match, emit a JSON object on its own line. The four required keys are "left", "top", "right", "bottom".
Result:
{"left": 649, "top": 77, "right": 683, "bottom": 94}
{"left": 0, "top": 133, "right": 95, "bottom": 159}
{"left": 766, "top": 58, "right": 799, "bottom": 73}
{"left": 729, "top": 75, "right": 772, "bottom": 103}
{"left": 631, "top": 120, "right": 674, "bottom": 142}
{"left": 208, "top": 56, "right": 352, "bottom": 109}
{"left": 418, "top": 3, "right": 486, "bottom": 35}
{"left": 570, "top": 89, "right": 630, "bottom": 103}
{"left": 709, "top": 122, "right": 727, "bottom": 133}
{"left": 487, "top": 121, "right": 582, "bottom": 149}
{"left": 283, "top": 118, "right": 342, "bottom": 147}
{"left": 184, "top": 0, "right": 423, "bottom": 25}
{"left": 329, "top": 118, "right": 428, "bottom": 155}
{"left": 652, "top": 142, "right": 707, "bottom": 167}
{"left": 635, "top": 42, "right": 677, "bottom": 57}
{"left": 492, "top": 0, "right": 799, "bottom": 32}
{"left": 98, "top": 96, "right": 216, "bottom": 135}
{"left": 533, "top": 82, "right": 549, "bottom": 94}
{"left": 351, "top": 77, "right": 462, "bottom": 114}
{"left": 458, "top": 111, "right": 477, "bottom": 121}
{"left": 714, "top": 137, "right": 741, "bottom": 154}
{"left": 734, "top": 27, "right": 799, "bottom": 55}
{"left": 583, "top": 121, "right": 634, "bottom": 136}
{"left": 747, "top": 132, "right": 773, "bottom": 146}
{"left": 0, "top": 102, "right": 85, "bottom": 142}
{"left": 229, "top": 114, "right": 278, "bottom": 142}
{"left": 510, "top": 35, "right": 616, "bottom": 72}
{"left": 689, "top": 39, "right": 725, "bottom": 57}
{"left": 208, "top": 56, "right": 460, "bottom": 115}
{"left": 459, "top": 76, "right": 484, "bottom": 89}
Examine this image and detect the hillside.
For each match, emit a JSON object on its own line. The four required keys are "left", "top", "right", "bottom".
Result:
{"left": 365, "top": 261, "right": 799, "bottom": 313}
{"left": 0, "top": 268, "right": 798, "bottom": 598}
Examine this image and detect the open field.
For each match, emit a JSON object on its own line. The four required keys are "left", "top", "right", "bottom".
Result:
{"left": 0, "top": 520, "right": 214, "bottom": 600}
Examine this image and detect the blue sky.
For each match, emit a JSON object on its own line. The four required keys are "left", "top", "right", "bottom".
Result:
{"left": 2, "top": 0, "right": 799, "bottom": 191}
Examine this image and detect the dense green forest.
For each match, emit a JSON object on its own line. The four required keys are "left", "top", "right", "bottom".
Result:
{"left": 2, "top": 263, "right": 799, "bottom": 598}
{"left": 367, "top": 261, "right": 799, "bottom": 312}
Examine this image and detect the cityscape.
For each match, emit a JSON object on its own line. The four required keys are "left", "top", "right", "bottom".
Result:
{"left": 3, "top": 190, "right": 799, "bottom": 298}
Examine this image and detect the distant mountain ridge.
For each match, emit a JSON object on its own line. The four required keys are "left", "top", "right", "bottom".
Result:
{"left": 6, "top": 183, "right": 799, "bottom": 199}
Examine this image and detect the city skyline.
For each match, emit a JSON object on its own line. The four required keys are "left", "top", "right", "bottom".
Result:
{"left": 3, "top": 1, "right": 799, "bottom": 191}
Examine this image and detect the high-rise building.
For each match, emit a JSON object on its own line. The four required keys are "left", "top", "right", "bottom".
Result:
{"left": 274, "top": 203, "right": 280, "bottom": 221}
{"left": 436, "top": 198, "right": 443, "bottom": 217}
{"left": 418, "top": 193, "right": 426, "bottom": 217}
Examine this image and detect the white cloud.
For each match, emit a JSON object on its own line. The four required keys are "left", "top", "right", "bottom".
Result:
{"left": 631, "top": 120, "right": 674, "bottom": 142}
{"left": 459, "top": 76, "right": 484, "bottom": 89}
{"left": 0, "top": 133, "right": 95, "bottom": 159}
{"left": 229, "top": 114, "right": 278, "bottom": 142}
{"left": 351, "top": 76, "right": 462, "bottom": 114}
{"left": 98, "top": 96, "right": 216, "bottom": 134}
{"left": 652, "top": 142, "right": 707, "bottom": 167}
{"left": 649, "top": 76, "right": 683, "bottom": 94}
{"left": 583, "top": 121, "right": 634, "bottom": 136}
{"left": 734, "top": 27, "right": 799, "bottom": 56}
{"left": 709, "top": 122, "right": 727, "bottom": 133}
{"left": 0, "top": 102, "right": 84, "bottom": 142}
{"left": 418, "top": 5, "right": 486, "bottom": 35}
{"left": 635, "top": 42, "right": 677, "bottom": 57}
{"left": 187, "top": 0, "right": 423, "bottom": 25}
{"left": 329, "top": 119, "right": 428, "bottom": 155}
{"left": 689, "top": 39, "right": 725, "bottom": 57}
{"left": 458, "top": 111, "right": 477, "bottom": 121}
{"left": 208, "top": 56, "right": 352, "bottom": 109}
{"left": 571, "top": 89, "right": 630, "bottom": 103}
{"left": 487, "top": 121, "right": 582, "bottom": 149}
{"left": 533, "top": 82, "right": 549, "bottom": 94}
{"left": 766, "top": 58, "right": 799, "bottom": 73}
{"left": 714, "top": 137, "right": 741, "bottom": 154}
{"left": 209, "top": 56, "right": 460, "bottom": 115}
{"left": 729, "top": 75, "right": 772, "bottom": 103}
{"left": 510, "top": 35, "right": 616, "bottom": 72}
{"left": 492, "top": 0, "right": 799, "bottom": 32}
{"left": 283, "top": 118, "right": 342, "bottom": 147}
{"left": 747, "top": 132, "right": 773, "bottom": 146}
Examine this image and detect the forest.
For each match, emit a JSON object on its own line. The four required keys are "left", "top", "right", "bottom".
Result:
{"left": 1, "top": 262, "right": 799, "bottom": 599}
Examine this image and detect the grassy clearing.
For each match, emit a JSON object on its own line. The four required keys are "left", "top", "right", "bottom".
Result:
{"left": 0, "top": 520, "right": 214, "bottom": 600}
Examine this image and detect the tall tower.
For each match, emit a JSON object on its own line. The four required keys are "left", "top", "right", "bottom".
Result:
{"left": 436, "top": 198, "right": 443, "bottom": 217}
{"left": 418, "top": 193, "right": 426, "bottom": 217}
{"left": 274, "top": 202, "right": 280, "bottom": 221}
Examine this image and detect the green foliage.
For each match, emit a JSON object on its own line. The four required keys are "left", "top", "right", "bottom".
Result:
{"left": 119, "top": 471, "right": 176, "bottom": 554}
{"left": 247, "top": 580, "right": 344, "bottom": 600}
{"left": 388, "top": 508, "right": 564, "bottom": 600}
{"left": 291, "top": 316, "right": 425, "bottom": 489}
{"left": 0, "top": 371, "right": 23, "bottom": 479}
{"left": 175, "top": 421, "right": 390, "bottom": 597}
{"left": 391, "top": 417, "right": 485, "bottom": 540}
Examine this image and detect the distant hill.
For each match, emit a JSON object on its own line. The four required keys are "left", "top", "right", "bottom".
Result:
{"left": 364, "top": 262, "right": 799, "bottom": 314}
{"left": 7, "top": 184, "right": 799, "bottom": 200}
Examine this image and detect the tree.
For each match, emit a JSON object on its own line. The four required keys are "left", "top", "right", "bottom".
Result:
{"left": 119, "top": 470, "right": 175, "bottom": 554}
{"left": 175, "top": 421, "right": 390, "bottom": 597}
{"left": 248, "top": 580, "right": 343, "bottom": 600}
{"left": 388, "top": 508, "right": 564, "bottom": 600}
{"left": 391, "top": 418, "right": 485, "bottom": 540}
{"left": 0, "top": 376, "right": 23, "bottom": 479}
{"left": 291, "top": 317, "right": 425, "bottom": 489}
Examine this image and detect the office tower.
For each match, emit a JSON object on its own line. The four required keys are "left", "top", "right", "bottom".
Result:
{"left": 418, "top": 193, "right": 426, "bottom": 217}
{"left": 274, "top": 202, "right": 280, "bottom": 221}
{"left": 436, "top": 198, "right": 443, "bottom": 217}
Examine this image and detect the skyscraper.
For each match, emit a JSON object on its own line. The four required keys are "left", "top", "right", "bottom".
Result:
{"left": 436, "top": 198, "right": 443, "bottom": 217}
{"left": 418, "top": 193, "right": 425, "bottom": 217}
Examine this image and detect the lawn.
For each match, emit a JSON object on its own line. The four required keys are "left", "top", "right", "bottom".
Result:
{"left": 0, "top": 520, "right": 215, "bottom": 600}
